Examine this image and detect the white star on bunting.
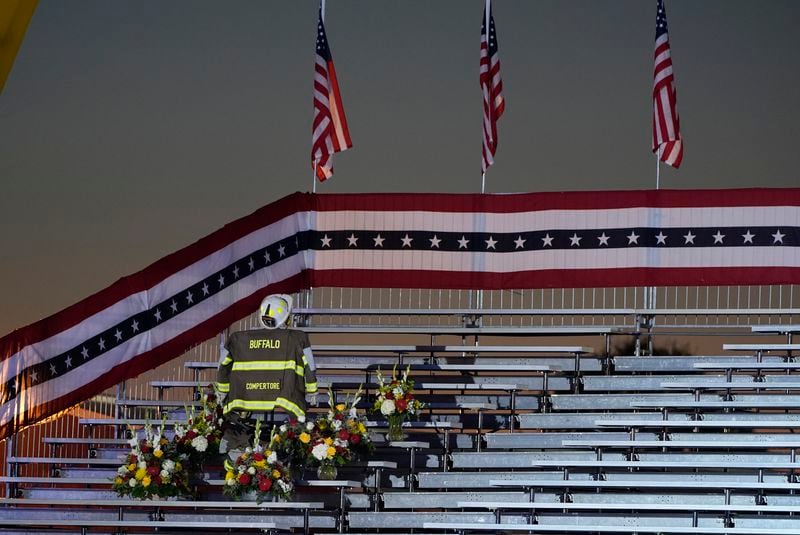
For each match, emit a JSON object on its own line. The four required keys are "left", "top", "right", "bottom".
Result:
{"left": 485, "top": 236, "right": 497, "bottom": 249}
{"left": 429, "top": 235, "right": 442, "bottom": 248}
{"left": 131, "top": 319, "right": 139, "bottom": 332}
{"left": 597, "top": 233, "right": 609, "bottom": 246}
{"left": 186, "top": 291, "right": 194, "bottom": 304}
{"left": 712, "top": 231, "right": 725, "bottom": 244}
{"left": 683, "top": 231, "right": 695, "bottom": 244}
{"left": 201, "top": 283, "right": 209, "bottom": 296}
{"left": 742, "top": 230, "right": 755, "bottom": 244}
{"left": 569, "top": 234, "right": 582, "bottom": 247}
{"left": 347, "top": 234, "right": 359, "bottom": 247}
{"left": 278, "top": 244, "right": 286, "bottom": 257}
{"left": 65, "top": 355, "right": 73, "bottom": 368}
{"left": 655, "top": 232, "right": 667, "bottom": 245}
{"left": 457, "top": 236, "right": 470, "bottom": 249}
{"left": 373, "top": 234, "right": 385, "bottom": 247}
{"left": 114, "top": 329, "right": 123, "bottom": 342}
{"left": 321, "top": 234, "right": 332, "bottom": 247}
{"left": 401, "top": 234, "right": 413, "bottom": 247}
{"left": 627, "top": 231, "right": 639, "bottom": 245}
{"left": 773, "top": 230, "right": 785, "bottom": 244}
{"left": 541, "top": 234, "right": 554, "bottom": 247}
{"left": 514, "top": 235, "right": 526, "bottom": 249}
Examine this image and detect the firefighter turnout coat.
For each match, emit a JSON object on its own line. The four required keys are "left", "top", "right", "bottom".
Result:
{"left": 216, "top": 328, "right": 318, "bottom": 418}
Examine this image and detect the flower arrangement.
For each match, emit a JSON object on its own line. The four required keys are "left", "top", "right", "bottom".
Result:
{"left": 112, "top": 419, "right": 192, "bottom": 500}
{"left": 223, "top": 419, "right": 294, "bottom": 502}
{"left": 268, "top": 415, "right": 311, "bottom": 471}
{"left": 373, "top": 365, "right": 426, "bottom": 441}
{"left": 173, "top": 386, "right": 225, "bottom": 469}
{"left": 303, "top": 389, "right": 373, "bottom": 479}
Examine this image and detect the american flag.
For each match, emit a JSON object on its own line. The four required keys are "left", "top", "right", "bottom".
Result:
{"left": 312, "top": 6, "right": 352, "bottom": 182}
{"left": 480, "top": 0, "right": 505, "bottom": 175}
{"left": 2, "top": 188, "right": 800, "bottom": 439}
{"left": 652, "top": 0, "right": 683, "bottom": 168}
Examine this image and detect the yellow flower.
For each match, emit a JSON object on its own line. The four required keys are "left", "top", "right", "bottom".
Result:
{"left": 358, "top": 423, "right": 366, "bottom": 433}
{"left": 299, "top": 432, "right": 310, "bottom": 444}
{"left": 175, "top": 462, "right": 182, "bottom": 471}
{"left": 127, "top": 463, "right": 136, "bottom": 471}
{"left": 273, "top": 435, "right": 281, "bottom": 442}
{"left": 135, "top": 467, "right": 146, "bottom": 481}
{"left": 326, "top": 446, "right": 336, "bottom": 458}
{"left": 335, "top": 403, "right": 346, "bottom": 411}
{"left": 254, "top": 460, "right": 266, "bottom": 468}
{"left": 160, "top": 438, "right": 168, "bottom": 446}
{"left": 114, "top": 477, "right": 123, "bottom": 485}
{"left": 153, "top": 449, "right": 163, "bottom": 458}
{"left": 225, "top": 471, "right": 235, "bottom": 481}
{"left": 142, "top": 475, "right": 152, "bottom": 487}
{"left": 272, "top": 469, "right": 281, "bottom": 479}
{"left": 324, "top": 437, "right": 333, "bottom": 446}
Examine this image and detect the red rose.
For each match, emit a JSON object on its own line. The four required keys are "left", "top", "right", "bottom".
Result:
{"left": 147, "top": 465, "right": 160, "bottom": 476}
{"left": 350, "top": 434, "right": 361, "bottom": 444}
{"left": 259, "top": 478, "right": 272, "bottom": 492}
{"left": 385, "top": 392, "right": 394, "bottom": 400}
{"left": 140, "top": 444, "right": 151, "bottom": 453}
{"left": 206, "top": 414, "right": 214, "bottom": 422}
{"left": 338, "top": 430, "right": 350, "bottom": 441}
{"left": 288, "top": 418, "right": 297, "bottom": 426}
{"left": 334, "top": 413, "right": 344, "bottom": 421}
{"left": 238, "top": 473, "right": 251, "bottom": 485}
{"left": 253, "top": 452, "right": 264, "bottom": 461}
{"left": 185, "top": 430, "right": 197, "bottom": 440}
{"left": 396, "top": 398, "right": 408, "bottom": 412}
{"left": 287, "top": 431, "right": 296, "bottom": 439}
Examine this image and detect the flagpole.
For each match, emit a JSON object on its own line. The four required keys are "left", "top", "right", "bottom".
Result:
{"left": 311, "top": 0, "right": 326, "bottom": 194}
{"left": 655, "top": 152, "right": 660, "bottom": 190}
{"left": 481, "top": 173, "right": 485, "bottom": 194}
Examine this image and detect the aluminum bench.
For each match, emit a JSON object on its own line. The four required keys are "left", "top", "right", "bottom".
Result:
{"left": 613, "top": 355, "right": 774, "bottom": 372}
{"left": 595, "top": 419, "right": 800, "bottom": 428}
{"left": 561, "top": 439, "right": 800, "bottom": 449}
{"left": 422, "top": 521, "right": 800, "bottom": 534}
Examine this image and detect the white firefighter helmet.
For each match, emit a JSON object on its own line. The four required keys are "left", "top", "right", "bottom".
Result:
{"left": 259, "top": 293, "right": 293, "bottom": 329}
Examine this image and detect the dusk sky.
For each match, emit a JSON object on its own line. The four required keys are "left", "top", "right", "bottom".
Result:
{"left": 1, "top": 0, "right": 798, "bottom": 335}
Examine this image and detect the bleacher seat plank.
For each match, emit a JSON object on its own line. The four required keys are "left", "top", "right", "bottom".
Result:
{"left": 423, "top": 522, "right": 800, "bottom": 534}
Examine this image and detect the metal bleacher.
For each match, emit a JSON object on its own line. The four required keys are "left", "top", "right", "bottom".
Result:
{"left": 7, "top": 304, "right": 800, "bottom": 533}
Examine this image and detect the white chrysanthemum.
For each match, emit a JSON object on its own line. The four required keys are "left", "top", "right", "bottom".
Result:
{"left": 267, "top": 452, "right": 277, "bottom": 464}
{"left": 380, "top": 399, "right": 396, "bottom": 416}
{"left": 311, "top": 443, "right": 329, "bottom": 461}
{"left": 306, "top": 422, "right": 314, "bottom": 431}
{"left": 128, "top": 478, "right": 137, "bottom": 487}
{"left": 117, "top": 466, "right": 128, "bottom": 475}
{"left": 137, "top": 461, "right": 147, "bottom": 470}
{"left": 245, "top": 447, "right": 253, "bottom": 454}
{"left": 279, "top": 424, "right": 288, "bottom": 433}
{"left": 334, "top": 438, "right": 348, "bottom": 448}
{"left": 298, "top": 414, "right": 306, "bottom": 423}
{"left": 162, "top": 459, "right": 175, "bottom": 472}
{"left": 247, "top": 466, "right": 256, "bottom": 475}
{"left": 392, "top": 387, "right": 403, "bottom": 397}
{"left": 191, "top": 435, "right": 208, "bottom": 452}
{"left": 238, "top": 465, "right": 246, "bottom": 474}
{"left": 160, "top": 469, "right": 170, "bottom": 480}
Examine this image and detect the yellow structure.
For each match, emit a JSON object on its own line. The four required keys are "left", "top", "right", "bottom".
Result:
{"left": 0, "top": 0, "right": 37, "bottom": 93}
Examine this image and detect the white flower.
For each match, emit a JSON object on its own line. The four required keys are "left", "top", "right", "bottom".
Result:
{"left": 332, "top": 419, "right": 342, "bottom": 430}
{"left": 306, "top": 422, "right": 314, "bottom": 431}
{"left": 245, "top": 447, "right": 253, "bottom": 454}
{"left": 137, "top": 461, "right": 147, "bottom": 470}
{"left": 311, "top": 443, "right": 329, "bottom": 461}
{"left": 128, "top": 478, "right": 137, "bottom": 487}
{"left": 279, "top": 424, "right": 288, "bottom": 433}
{"left": 247, "top": 466, "right": 256, "bottom": 475}
{"left": 298, "top": 414, "right": 306, "bottom": 423}
{"left": 380, "top": 399, "right": 396, "bottom": 416}
{"left": 191, "top": 435, "right": 208, "bottom": 452}
{"left": 117, "top": 466, "right": 128, "bottom": 475}
{"left": 238, "top": 465, "right": 246, "bottom": 474}
{"left": 392, "top": 387, "right": 403, "bottom": 397}
{"left": 349, "top": 408, "right": 357, "bottom": 419}
{"left": 162, "top": 459, "right": 176, "bottom": 472}
{"left": 226, "top": 478, "right": 236, "bottom": 486}
{"left": 160, "top": 469, "right": 170, "bottom": 480}
{"left": 334, "top": 438, "right": 348, "bottom": 448}
{"left": 267, "top": 451, "right": 277, "bottom": 464}
{"left": 278, "top": 479, "right": 290, "bottom": 492}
